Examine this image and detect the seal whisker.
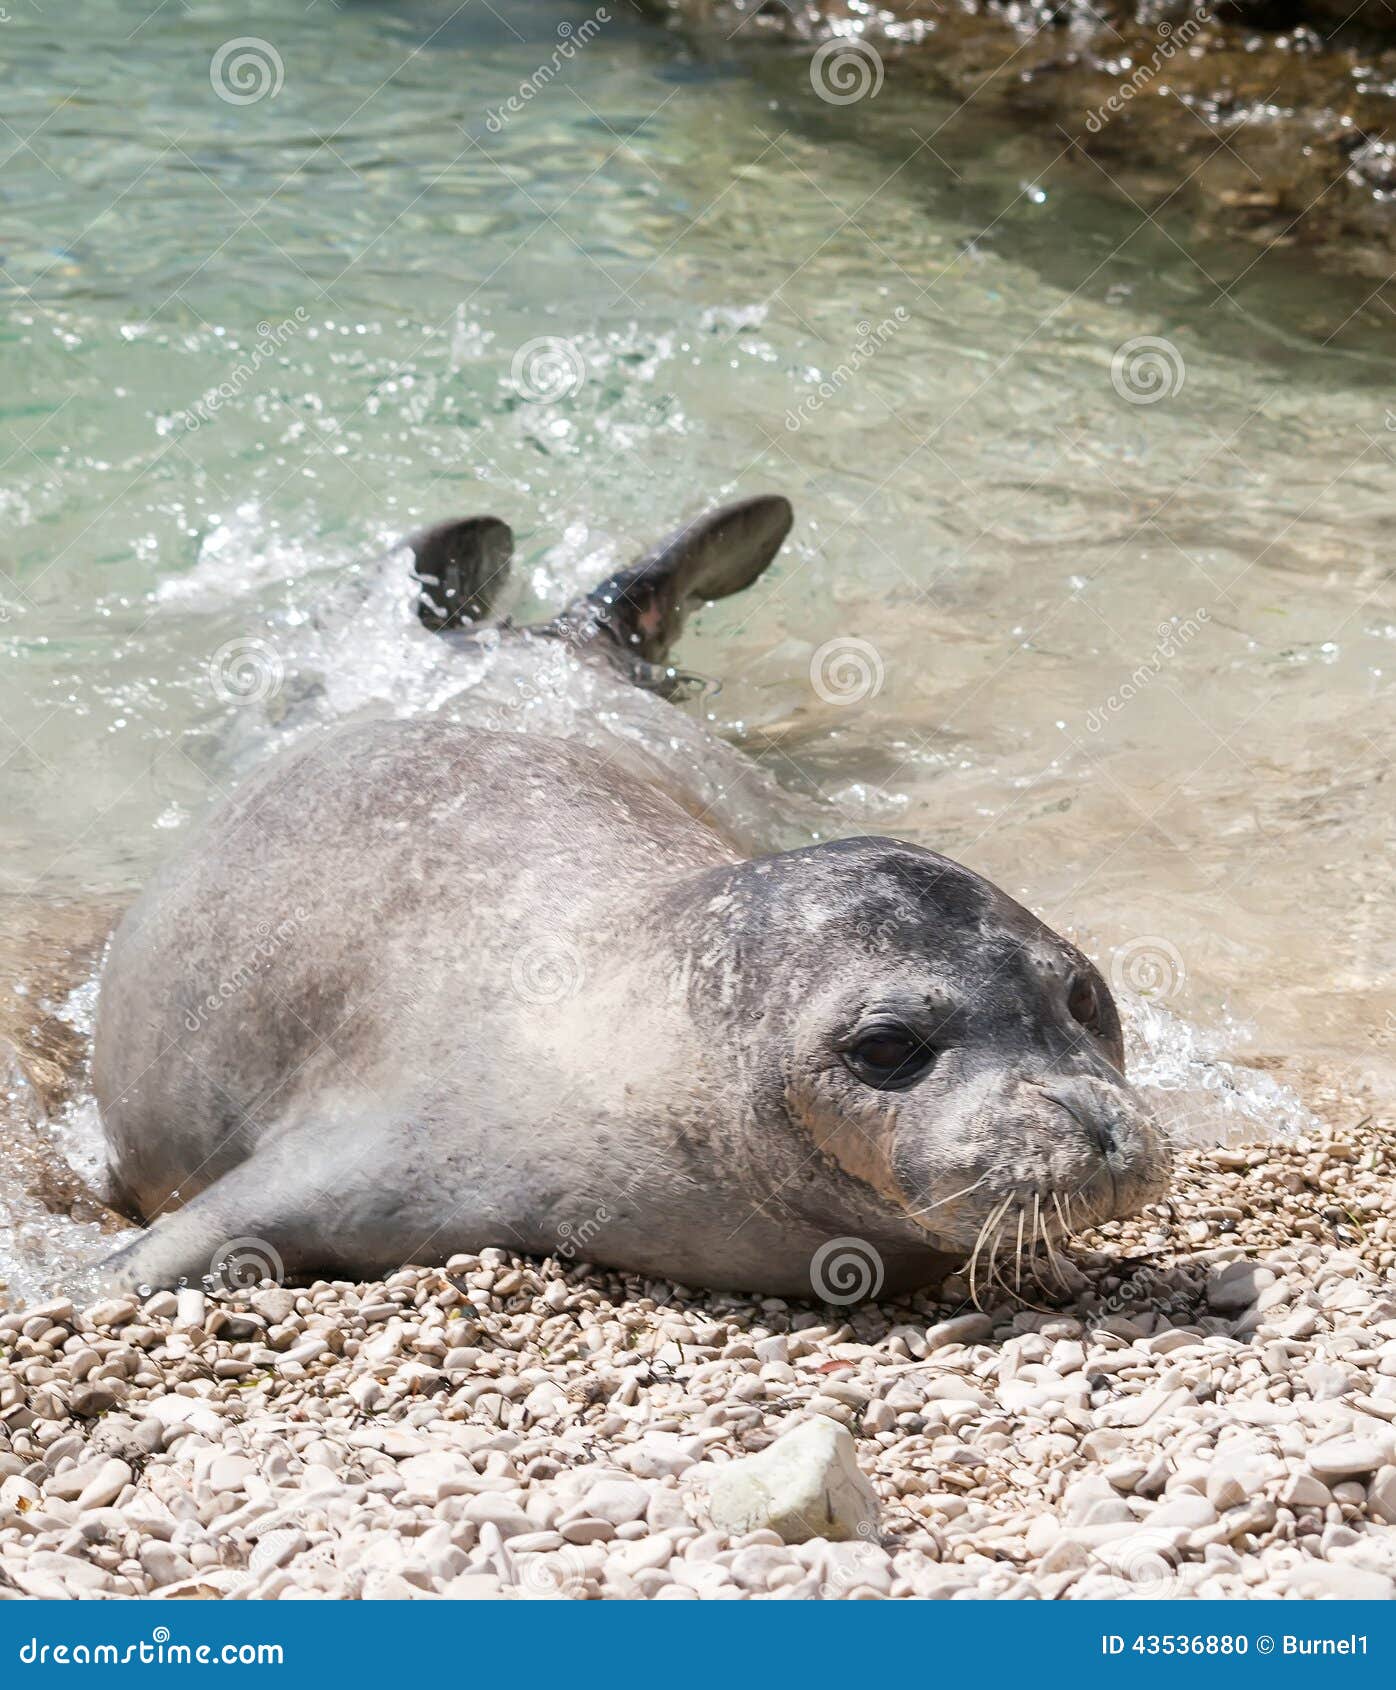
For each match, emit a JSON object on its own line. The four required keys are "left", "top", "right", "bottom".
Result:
{"left": 1050, "top": 1194, "right": 1079, "bottom": 1290}
{"left": 1053, "top": 1191, "right": 1077, "bottom": 1248}
{"left": 966, "top": 1195, "right": 1011, "bottom": 1311}
{"left": 985, "top": 1203, "right": 1012, "bottom": 1304}
{"left": 1042, "top": 1200, "right": 1071, "bottom": 1289}
{"left": 1030, "top": 1193, "right": 1045, "bottom": 1290}
{"left": 905, "top": 1170, "right": 992, "bottom": 1224}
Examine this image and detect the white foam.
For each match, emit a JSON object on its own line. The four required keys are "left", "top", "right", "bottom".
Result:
{"left": 1122, "top": 992, "right": 1317, "bottom": 1148}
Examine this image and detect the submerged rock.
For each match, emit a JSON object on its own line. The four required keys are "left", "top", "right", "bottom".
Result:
{"left": 638, "top": 0, "right": 1396, "bottom": 296}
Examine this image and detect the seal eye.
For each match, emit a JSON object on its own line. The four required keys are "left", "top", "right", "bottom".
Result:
{"left": 1068, "top": 973, "right": 1102, "bottom": 1034}
{"left": 844, "top": 1028, "right": 937, "bottom": 1090}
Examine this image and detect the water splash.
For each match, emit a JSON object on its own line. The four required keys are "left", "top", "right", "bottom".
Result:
{"left": 1122, "top": 992, "right": 1318, "bottom": 1149}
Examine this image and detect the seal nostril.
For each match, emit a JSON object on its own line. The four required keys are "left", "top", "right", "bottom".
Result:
{"left": 1090, "top": 1116, "right": 1121, "bottom": 1160}
{"left": 1038, "top": 1080, "right": 1126, "bottom": 1164}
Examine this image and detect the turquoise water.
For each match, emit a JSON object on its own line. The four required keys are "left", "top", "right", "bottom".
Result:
{"left": 3, "top": 0, "right": 1394, "bottom": 1135}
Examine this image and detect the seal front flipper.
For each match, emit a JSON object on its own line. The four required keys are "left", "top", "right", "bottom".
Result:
{"left": 544, "top": 493, "right": 793, "bottom": 670}
{"left": 411, "top": 515, "right": 514, "bottom": 631}
{"left": 86, "top": 1110, "right": 429, "bottom": 1295}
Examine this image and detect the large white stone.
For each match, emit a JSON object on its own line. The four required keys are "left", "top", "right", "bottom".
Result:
{"left": 705, "top": 1416, "right": 880, "bottom": 1545}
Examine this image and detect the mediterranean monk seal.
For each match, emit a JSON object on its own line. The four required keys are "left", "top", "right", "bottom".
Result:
{"left": 89, "top": 495, "right": 1169, "bottom": 1299}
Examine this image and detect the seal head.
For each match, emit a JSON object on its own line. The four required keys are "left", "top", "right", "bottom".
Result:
{"left": 662, "top": 836, "right": 1167, "bottom": 1290}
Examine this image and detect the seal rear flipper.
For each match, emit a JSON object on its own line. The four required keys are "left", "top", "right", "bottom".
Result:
{"left": 545, "top": 493, "right": 793, "bottom": 667}
{"left": 411, "top": 515, "right": 514, "bottom": 631}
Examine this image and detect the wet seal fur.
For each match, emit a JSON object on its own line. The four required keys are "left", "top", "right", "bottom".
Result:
{"left": 90, "top": 496, "right": 1169, "bottom": 1298}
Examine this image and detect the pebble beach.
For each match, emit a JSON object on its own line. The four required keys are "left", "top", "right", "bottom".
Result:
{"left": 4, "top": 1080, "right": 1396, "bottom": 1602}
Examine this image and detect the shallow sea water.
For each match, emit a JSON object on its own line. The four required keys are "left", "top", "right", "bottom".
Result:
{"left": 2, "top": 0, "right": 1392, "bottom": 1296}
